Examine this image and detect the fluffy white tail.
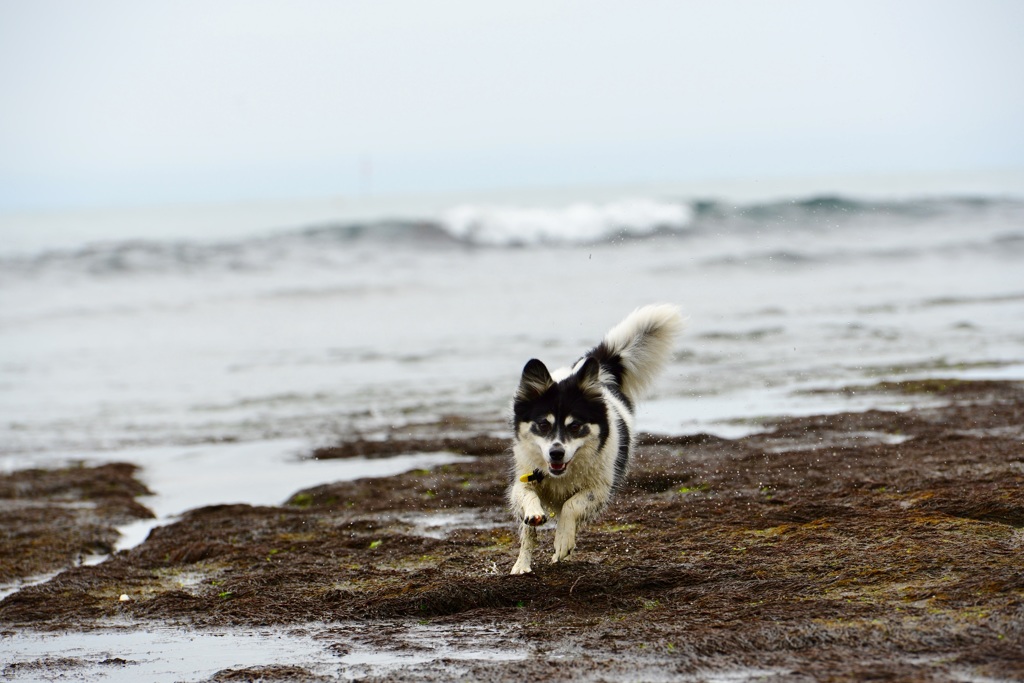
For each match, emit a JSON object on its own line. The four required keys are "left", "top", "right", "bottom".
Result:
{"left": 595, "top": 303, "right": 685, "bottom": 401}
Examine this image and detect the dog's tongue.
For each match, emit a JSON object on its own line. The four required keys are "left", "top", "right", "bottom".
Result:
{"left": 550, "top": 462, "right": 566, "bottom": 474}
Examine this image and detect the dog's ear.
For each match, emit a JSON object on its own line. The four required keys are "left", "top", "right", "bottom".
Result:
{"left": 516, "top": 359, "right": 553, "bottom": 402}
{"left": 576, "top": 357, "right": 602, "bottom": 399}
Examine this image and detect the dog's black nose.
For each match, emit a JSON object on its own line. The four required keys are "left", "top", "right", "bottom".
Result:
{"left": 549, "top": 444, "right": 565, "bottom": 461}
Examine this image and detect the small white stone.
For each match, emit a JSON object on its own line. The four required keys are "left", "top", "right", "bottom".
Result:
{"left": 118, "top": 594, "right": 131, "bottom": 602}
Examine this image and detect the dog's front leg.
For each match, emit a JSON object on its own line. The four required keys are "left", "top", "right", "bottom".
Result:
{"left": 551, "top": 489, "right": 603, "bottom": 564}
{"left": 511, "top": 524, "right": 538, "bottom": 575}
{"left": 509, "top": 482, "right": 547, "bottom": 575}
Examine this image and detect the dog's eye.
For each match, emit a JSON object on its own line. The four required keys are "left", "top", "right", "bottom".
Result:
{"left": 533, "top": 420, "right": 552, "bottom": 435}
{"left": 566, "top": 422, "right": 588, "bottom": 437}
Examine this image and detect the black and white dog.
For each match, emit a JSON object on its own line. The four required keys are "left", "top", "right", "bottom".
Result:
{"left": 508, "top": 304, "right": 684, "bottom": 574}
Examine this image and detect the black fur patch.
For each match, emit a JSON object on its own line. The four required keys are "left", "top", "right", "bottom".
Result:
{"left": 584, "top": 342, "right": 635, "bottom": 411}
{"left": 613, "top": 418, "right": 632, "bottom": 487}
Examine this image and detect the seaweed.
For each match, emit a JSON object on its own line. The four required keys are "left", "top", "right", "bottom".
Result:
{"left": 2, "top": 380, "right": 1023, "bottom": 681}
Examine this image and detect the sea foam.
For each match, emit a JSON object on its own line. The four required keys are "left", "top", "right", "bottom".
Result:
{"left": 440, "top": 198, "right": 694, "bottom": 246}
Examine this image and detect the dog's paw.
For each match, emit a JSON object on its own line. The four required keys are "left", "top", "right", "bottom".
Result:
{"left": 523, "top": 513, "right": 547, "bottom": 527}
{"left": 551, "top": 538, "right": 575, "bottom": 564}
{"left": 510, "top": 559, "right": 533, "bottom": 575}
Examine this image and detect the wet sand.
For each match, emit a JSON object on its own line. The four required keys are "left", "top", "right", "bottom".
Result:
{"left": 2, "top": 379, "right": 1022, "bottom": 681}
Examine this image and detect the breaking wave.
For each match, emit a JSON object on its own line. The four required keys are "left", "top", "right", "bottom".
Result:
{"left": 440, "top": 198, "right": 693, "bottom": 246}
{"left": 2, "top": 194, "right": 1021, "bottom": 277}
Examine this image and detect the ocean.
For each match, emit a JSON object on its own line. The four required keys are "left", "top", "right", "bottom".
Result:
{"left": 1, "top": 175, "right": 1023, "bottom": 525}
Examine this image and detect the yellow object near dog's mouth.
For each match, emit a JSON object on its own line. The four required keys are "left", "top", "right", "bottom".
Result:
{"left": 519, "top": 468, "right": 545, "bottom": 483}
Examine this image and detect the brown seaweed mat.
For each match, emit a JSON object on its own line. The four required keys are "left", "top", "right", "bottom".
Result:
{"left": 2, "top": 379, "right": 1021, "bottom": 681}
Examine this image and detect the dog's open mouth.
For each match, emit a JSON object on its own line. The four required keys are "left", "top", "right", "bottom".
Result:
{"left": 549, "top": 462, "right": 567, "bottom": 475}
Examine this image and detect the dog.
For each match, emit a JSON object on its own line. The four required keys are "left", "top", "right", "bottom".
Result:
{"left": 508, "top": 303, "right": 685, "bottom": 574}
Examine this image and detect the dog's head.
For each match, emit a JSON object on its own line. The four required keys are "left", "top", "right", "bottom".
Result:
{"left": 513, "top": 356, "right": 606, "bottom": 477}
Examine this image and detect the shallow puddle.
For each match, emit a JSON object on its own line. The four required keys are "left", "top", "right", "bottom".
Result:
{"left": 3, "top": 627, "right": 334, "bottom": 683}
{"left": 2, "top": 623, "right": 529, "bottom": 683}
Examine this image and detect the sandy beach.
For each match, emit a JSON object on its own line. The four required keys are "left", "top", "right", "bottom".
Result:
{"left": 2, "top": 378, "right": 1021, "bottom": 681}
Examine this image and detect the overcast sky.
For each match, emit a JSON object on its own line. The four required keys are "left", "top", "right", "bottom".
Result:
{"left": 1, "top": 0, "right": 1022, "bottom": 211}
